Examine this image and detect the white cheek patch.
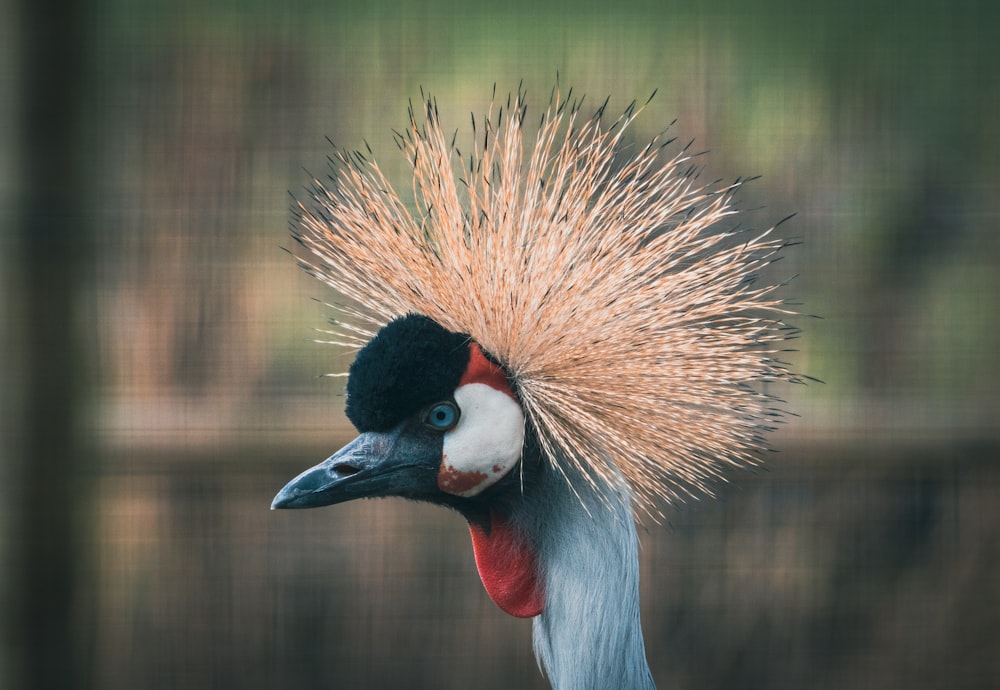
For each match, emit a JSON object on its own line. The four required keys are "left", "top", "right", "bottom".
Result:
{"left": 438, "top": 383, "right": 525, "bottom": 497}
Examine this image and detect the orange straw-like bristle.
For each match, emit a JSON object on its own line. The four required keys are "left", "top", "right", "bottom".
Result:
{"left": 294, "top": 86, "right": 798, "bottom": 516}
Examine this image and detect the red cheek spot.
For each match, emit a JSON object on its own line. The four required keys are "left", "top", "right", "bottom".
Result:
{"left": 438, "top": 463, "right": 489, "bottom": 494}
{"left": 492, "top": 465, "right": 503, "bottom": 473}
{"left": 460, "top": 343, "right": 516, "bottom": 400}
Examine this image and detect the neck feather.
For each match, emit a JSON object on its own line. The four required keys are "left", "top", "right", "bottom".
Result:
{"left": 511, "top": 462, "right": 656, "bottom": 690}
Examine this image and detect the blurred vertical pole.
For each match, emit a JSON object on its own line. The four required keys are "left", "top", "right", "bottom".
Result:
{"left": 8, "top": 0, "right": 94, "bottom": 686}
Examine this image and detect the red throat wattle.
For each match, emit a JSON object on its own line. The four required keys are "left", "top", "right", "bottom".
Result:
{"left": 458, "top": 343, "right": 541, "bottom": 616}
{"left": 468, "top": 511, "right": 544, "bottom": 618}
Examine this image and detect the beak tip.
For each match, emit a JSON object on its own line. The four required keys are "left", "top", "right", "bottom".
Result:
{"left": 270, "top": 479, "right": 337, "bottom": 510}
{"left": 270, "top": 488, "right": 297, "bottom": 510}
{"left": 272, "top": 432, "right": 394, "bottom": 512}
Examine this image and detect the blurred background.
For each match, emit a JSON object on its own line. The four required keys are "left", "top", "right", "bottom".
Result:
{"left": 2, "top": 0, "right": 997, "bottom": 688}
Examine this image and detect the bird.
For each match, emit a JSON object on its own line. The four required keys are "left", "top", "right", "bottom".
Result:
{"left": 272, "top": 85, "right": 797, "bottom": 689}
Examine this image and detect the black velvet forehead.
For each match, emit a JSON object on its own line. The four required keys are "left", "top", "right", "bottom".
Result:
{"left": 345, "top": 314, "right": 471, "bottom": 432}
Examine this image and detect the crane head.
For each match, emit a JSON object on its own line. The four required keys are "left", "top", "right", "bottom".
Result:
{"left": 272, "top": 313, "right": 544, "bottom": 618}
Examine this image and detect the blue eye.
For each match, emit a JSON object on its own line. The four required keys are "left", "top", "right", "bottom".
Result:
{"left": 425, "top": 402, "right": 459, "bottom": 430}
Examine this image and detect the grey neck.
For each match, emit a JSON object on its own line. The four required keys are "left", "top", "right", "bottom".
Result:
{"left": 512, "top": 462, "right": 656, "bottom": 690}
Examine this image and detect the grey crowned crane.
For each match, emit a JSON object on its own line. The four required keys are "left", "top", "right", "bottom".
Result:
{"left": 272, "top": 87, "right": 797, "bottom": 689}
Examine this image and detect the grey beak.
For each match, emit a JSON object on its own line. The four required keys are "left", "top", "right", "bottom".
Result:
{"left": 271, "top": 432, "right": 396, "bottom": 510}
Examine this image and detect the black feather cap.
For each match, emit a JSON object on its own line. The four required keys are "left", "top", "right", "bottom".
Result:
{"left": 345, "top": 314, "right": 471, "bottom": 432}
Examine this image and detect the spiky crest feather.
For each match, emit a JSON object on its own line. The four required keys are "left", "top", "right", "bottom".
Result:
{"left": 293, "top": 86, "right": 797, "bottom": 516}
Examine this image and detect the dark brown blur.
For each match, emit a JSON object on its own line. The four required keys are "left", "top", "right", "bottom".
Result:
{"left": 1, "top": 1, "right": 997, "bottom": 689}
